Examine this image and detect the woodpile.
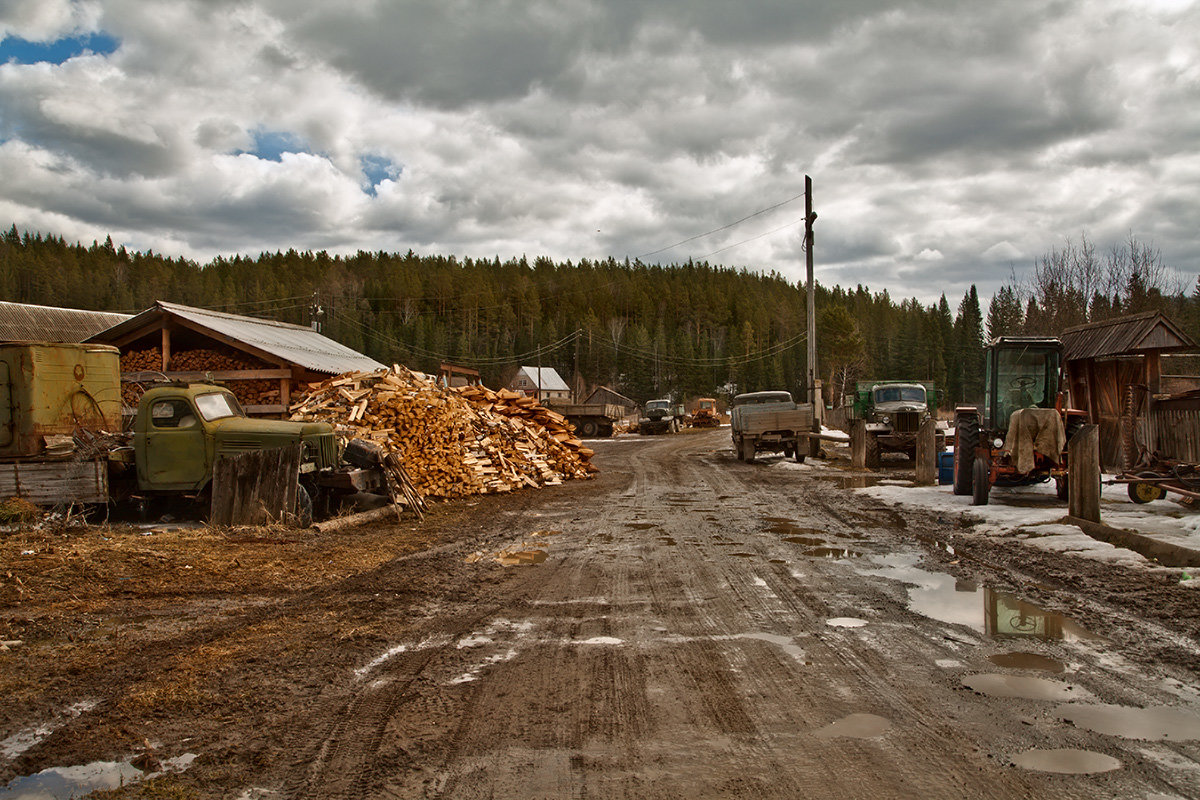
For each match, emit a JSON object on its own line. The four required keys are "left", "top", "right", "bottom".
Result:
{"left": 289, "top": 365, "right": 595, "bottom": 501}
{"left": 119, "top": 346, "right": 283, "bottom": 407}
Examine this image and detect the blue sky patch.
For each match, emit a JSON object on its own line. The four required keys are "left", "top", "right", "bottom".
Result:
{"left": 0, "top": 32, "right": 119, "bottom": 65}
{"left": 238, "top": 130, "right": 312, "bottom": 162}
{"left": 361, "top": 155, "right": 401, "bottom": 195}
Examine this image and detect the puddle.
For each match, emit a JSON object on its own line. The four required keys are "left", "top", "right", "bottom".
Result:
{"left": 805, "top": 547, "right": 864, "bottom": 559}
{"left": 625, "top": 523, "right": 657, "bottom": 530}
{"left": 961, "top": 673, "right": 1085, "bottom": 701}
{"left": 1, "top": 755, "right": 196, "bottom": 800}
{"left": 813, "top": 713, "right": 891, "bottom": 738}
{"left": 730, "top": 552, "right": 756, "bottom": 558}
{"left": 495, "top": 550, "right": 548, "bottom": 566}
{"left": 722, "top": 632, "right": 806, "bottom": 661}
{"left": 1055, "top": 704, "right": 1200, "bottom": 741}
{"left": 658, "top": 537, "right": 677, "bottom": 546}
{"left": 989, "top": 652, "right": 1065, "bottom": 673}
{"left": 766, "top": 521, "right": 827, "bottom": 538}
{"left": 1011, "top": 748, "right": 1121, "bottom": 774}
{"left": 815, "top": 473, "right": 887, "bottom": 490}
{"left": 826, "top": 617, "right": 868, "bottom": 628}
{"left": 863, "top": 554, "right": 1095, "bottom": 641}
{"left": 782, "top": 536, "right": 827, "bottom": 546}
{"left": 768, "top": 559, "right": 787, "bottom": 565}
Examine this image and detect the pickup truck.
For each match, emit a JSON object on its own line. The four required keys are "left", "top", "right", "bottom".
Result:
{"left": 730, "top": 391, "right": 813, "bottom": 463}
{"left": 638, "top": 399, "right": 687, "bottom": 435}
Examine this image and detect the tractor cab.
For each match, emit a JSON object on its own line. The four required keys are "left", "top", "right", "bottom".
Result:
{"left": 984, "top": 337, "right": 1063, "bottom": 434}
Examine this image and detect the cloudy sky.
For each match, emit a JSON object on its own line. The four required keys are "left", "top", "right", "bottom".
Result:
{"left": 1, "top": 0, "right": 1197, "bottom": 304}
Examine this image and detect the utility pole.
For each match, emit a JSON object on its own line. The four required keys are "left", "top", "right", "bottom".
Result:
{"left": 805, "top": 175, "right": 822, "bottom": 454}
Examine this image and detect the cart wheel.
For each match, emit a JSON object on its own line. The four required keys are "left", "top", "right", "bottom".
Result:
{"left": 1128, "top": 474, "right": 1166, "bottom": 504}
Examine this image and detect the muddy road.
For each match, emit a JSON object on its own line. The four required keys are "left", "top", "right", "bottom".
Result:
{"left": 4, "top": 428, "right": 1200, "bottom": 798}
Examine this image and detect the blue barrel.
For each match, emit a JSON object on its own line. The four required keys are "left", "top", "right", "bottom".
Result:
{"left": 937, "top": 450, "right": 955, "bottom": 485}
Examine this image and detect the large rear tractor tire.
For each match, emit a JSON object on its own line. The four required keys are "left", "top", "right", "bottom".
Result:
{"left": 954, "top": 415, "right": 980, "bottom": 496}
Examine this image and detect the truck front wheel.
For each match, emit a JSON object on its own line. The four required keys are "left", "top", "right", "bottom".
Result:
{"left": 294, "top": 483, "right": 314, "bottom": 527}
{"left": 865, "top": 433, "right": 880, "bottom": 469}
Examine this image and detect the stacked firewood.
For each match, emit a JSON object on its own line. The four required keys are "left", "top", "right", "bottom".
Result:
{"left": 118, "top": 346, "right": 282, "bottom": 407}
{"left": 289, "top": 366, "right": 595, "bottom": 501}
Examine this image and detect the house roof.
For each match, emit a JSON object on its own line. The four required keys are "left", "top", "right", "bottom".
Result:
{"left": 0, "top": 300, "right": 131, "bottom": 343}
{"left": 516, "top": 365, "right": 570, "bottom": 392}
{"left": 89, "top": 300, "right": 386, "bottom": 375}
{"left": 1061, "top": 311, "right": 1198, "bottom": 361}
{"left": 584, "top": 385, "right": 636, "bottom": 407}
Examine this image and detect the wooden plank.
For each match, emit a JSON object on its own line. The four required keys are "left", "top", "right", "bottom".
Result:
{"left": 122, "top": 369, "right": 292, "bottom": 382}
{"left": 0, "top": 459, "right": 108, "bottom": 504}
{"left": 209, "top": 444, "right": 302, "bottom": 526}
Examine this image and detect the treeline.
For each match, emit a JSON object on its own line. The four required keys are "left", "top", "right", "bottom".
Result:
{"left": 1, "top": 225, "right": 1195, "bottom": 406}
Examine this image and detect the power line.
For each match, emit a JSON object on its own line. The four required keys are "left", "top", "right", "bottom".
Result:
{"left": 635, "top": 191, "right": 807, "bottom": 259}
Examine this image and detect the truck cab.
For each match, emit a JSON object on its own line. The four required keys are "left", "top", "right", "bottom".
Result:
{"left": 133, "top": 383, "right": 337, "bottom": 493}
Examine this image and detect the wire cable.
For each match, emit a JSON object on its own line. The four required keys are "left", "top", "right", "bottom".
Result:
{"left": 635, "top": 191, "right": 807, "bottom": 259}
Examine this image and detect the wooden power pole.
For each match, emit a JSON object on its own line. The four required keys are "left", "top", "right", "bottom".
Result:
{"left": 804, "top": 176, "right": 821, "bottom": 453}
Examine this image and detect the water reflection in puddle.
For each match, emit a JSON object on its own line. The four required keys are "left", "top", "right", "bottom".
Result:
{"left": 721, "top": 632, "right": 806, "bottom": 661}
{"left": 1011, "top": 748, "right": 1120, "bottom": 774}
{"left": 1054, "top": 704, "right": 1200, "bottom": 741}
{"left": 805, "top": 547, "right": 864, "bottom": 559}
{"left": 813, "top": 713, "right": 891, "bottom": 738}
{"left": 782, "top": 536, "right": 827, "bottom": 546}
{"left": 1, "top": 755, "right": 196, "bottom": 800}
{"left": 863, "top": 553, "right": 1095, "bottom": 641}
{"left": 962, "top": 673, "right": 1085, "bottom": 701}
{"left": 989, "top": 652, "right": 1065, "bottom": 673}
{"left": 764, "top": 521, "right": 828, "bottom": 538}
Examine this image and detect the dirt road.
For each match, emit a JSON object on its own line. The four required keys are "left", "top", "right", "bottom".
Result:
{"left": 4, "top": 428, "right": 1200, "bottom": 798}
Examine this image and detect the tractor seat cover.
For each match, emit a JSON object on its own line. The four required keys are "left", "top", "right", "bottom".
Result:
{"left": 1003, "top": 408, "right": 1066, "bottom": 474}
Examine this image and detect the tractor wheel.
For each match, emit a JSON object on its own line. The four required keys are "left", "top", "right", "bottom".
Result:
{"left": 865, "top": 433, "right": 881, "bottom": 469}
{"left": 580, "top": 420, "right": 598, "bottom": 437}
{"left": 954, "top": 415, "right": 980, "bottom": 496}
{"left": 971, "top": 457, "right": 990, "bottom": 506}
{"left": 1129, "top": 472, "right": 1166, "bottom": 504}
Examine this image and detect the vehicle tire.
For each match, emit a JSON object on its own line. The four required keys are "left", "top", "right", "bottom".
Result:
{"left": 865, "top": 433, "right": 880, "bottom": 469}
{"left": 794, "top": 445, "right": 806, "bottom": 464}
{"left": 1128, "top": 472, "right": 1165, "bottom": 504}
{"left": 783, "top": 444, "right": 794, "bottom": 458}
{"left": 580, "top": 420, "right": 598, "bottom": 437}
{"left": 1055, "top": 476, "right": 1069, "bottom": 502}
{"left": 971, "top": 456, "right": 990, "bottom": 506}
{"left": 954, "top": 415, "right": 979, "bottom": 496}
{"left": 735, "top": 437, "right": 744, "bottom": 461}
{"left": 742, "top": 437, "right": 756, "bottom": 463}
{"left": 294, "top": 483, "right": 314, "bottom": 527}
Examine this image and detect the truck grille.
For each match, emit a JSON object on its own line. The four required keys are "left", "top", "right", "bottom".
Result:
{"left": 894, "top": 412, "right": 920, "bottom": 433}
{"left": 306, "top": 433, "right": 338, "bottom": 469}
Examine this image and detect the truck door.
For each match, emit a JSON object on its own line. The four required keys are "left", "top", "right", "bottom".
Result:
{"left": 141, "top": 397, "right": 208, "bottom": 489}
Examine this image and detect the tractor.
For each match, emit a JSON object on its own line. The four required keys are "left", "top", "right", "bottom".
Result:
{"left": 953, "top": 337, "right": 1087, "bottom": 505}
{"left": 691, "top": 397, "right": 721, "bottom": 428}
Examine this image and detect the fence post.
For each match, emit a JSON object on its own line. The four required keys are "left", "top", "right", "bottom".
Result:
{"left": 1069, "top": 424, "right": 1101, "bottom": 523}
{"left": 915, "top": 419, "right": 937, "bottom": 485}
{"left": 210, "top": 444, "right": 302, "bottom": 526}
{"left": 850, "top": 418, "right": 866, "bottom": 469}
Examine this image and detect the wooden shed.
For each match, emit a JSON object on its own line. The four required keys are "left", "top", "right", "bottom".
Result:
{"left": 1060, "top": 311, "right": 1199, "bottom": 470}
{"left": 583, "top": 385, "right": 637, "bottom": 414}
{"left": 88, "top": 300, "right": 385, "bottom": 416}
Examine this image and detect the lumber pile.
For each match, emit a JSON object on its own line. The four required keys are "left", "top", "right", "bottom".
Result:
{"left": 289, "top": 365, "right": 595, "bottom": 501}
{"left": 119, "top": 346, "right": 283, "bottom": 407}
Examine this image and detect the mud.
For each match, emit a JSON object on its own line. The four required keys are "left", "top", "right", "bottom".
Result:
{"left": 2, "top": 429, "right": 1200, "bottom": 798}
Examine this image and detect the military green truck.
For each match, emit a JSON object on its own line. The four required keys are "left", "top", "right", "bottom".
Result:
{"left": 638, "top": 399, "right": 687, "bottom": 435}
{"left": 0, "top": 342, "right": 378, "bottom": 523}
{"left": 848, "top": 380, "right": 945, "bottom": 467}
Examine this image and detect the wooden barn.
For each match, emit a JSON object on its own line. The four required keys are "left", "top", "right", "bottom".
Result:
{"left": 89, "top": 300, "right": 385, "bottom": 416}
{"left": 1061, "top": 311, "right": 1199, "bottom": 470}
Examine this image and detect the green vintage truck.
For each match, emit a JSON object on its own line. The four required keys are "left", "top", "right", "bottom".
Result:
{"left": 0, "top": 343, "right": 376, "bottom": 522}
{"left": 847, "top": 380, "right": 945, "bottom": 467}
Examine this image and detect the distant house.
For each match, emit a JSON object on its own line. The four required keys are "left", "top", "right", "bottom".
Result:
{"left": 510, "top": 366, "right": 570, "bottom": 401}
{"left": 584, "top": 385, "right": 636, "bottom": 413}
{"left": 0, "top": 300, "right": 130, "bottom": 343}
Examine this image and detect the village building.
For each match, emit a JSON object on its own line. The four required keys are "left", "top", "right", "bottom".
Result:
{"left": 509, "top": 366, "right": 571, "bottom": 402}
{"left": 88, "top": 300, "right": 385, "bottom": 415}
{"left": 582, "top": 385, "right": 637, "bottom": 415}
{"left": 0, "top": 300, "right": 130, "bottom": 343}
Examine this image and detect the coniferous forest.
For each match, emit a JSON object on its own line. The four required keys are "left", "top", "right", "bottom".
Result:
{"left": 2, "top": 225, "right": 1196, "bottom": 407}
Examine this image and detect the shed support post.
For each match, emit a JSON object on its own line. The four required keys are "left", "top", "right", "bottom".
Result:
{"left": 1069, "top": 424, "right": 1101, "bottom": 523}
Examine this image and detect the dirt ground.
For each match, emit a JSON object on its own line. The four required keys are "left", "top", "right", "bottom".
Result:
{"left": 3, "top": 429, "right": 1200, "bottom": 798}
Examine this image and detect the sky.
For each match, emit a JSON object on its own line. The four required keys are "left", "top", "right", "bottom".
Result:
{"left": 0, "top": 0, "right": 1197, "bottom": 306}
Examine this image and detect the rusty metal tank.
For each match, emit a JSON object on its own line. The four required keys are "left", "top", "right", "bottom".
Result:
{"left": 0, "top": 342, "right": 122, "bottom": 458}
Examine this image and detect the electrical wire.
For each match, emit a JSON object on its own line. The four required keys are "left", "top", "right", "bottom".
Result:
{"left": 635, "top": 191, "right": 807, "bottom": 259}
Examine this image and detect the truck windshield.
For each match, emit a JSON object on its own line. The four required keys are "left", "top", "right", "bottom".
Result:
{"left": 874, "top": 386, "right": 925, "bottom": 404}
{"left": 647, "top": 401, "right": 669, "bottom": 410}
{"left": 194, "top": 392, "right": 243, "bottom": 421}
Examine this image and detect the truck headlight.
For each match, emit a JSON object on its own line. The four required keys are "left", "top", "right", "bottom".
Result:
{"left": 993, "top": 437, "right": 1004, "bottom": 449}
{"left": 880, "top": 415, "right": 890, "bottom": 424}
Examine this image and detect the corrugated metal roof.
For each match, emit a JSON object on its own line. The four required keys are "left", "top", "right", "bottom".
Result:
{"left": 91, "top": 300, "right": 386, "bottom": 375}
{"left": 0, "top": 300, "right": 131, "bottom": 343}
{"left": 517, "top": 365, "right": 570, "bottom": 392}
{"left": 1061, "top": 311, "right": 1198, "bottom": 361}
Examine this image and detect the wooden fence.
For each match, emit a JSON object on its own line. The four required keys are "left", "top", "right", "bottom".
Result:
{"left": 209, "top": 444, "right": 302, "bottom": 526}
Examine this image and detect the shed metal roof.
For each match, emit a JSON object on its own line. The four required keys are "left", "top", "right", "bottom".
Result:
{"left": 0, "top": 300, "right": 131, "bottom": 343}
{"left": 90, "top": 300, "right": 386, "bottom": 375}
{"left": 1060, "top": 311, "right": 1198, "bottom": 361}
{"left": 516, "top": 365, "right": 570, "bottom": 392}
